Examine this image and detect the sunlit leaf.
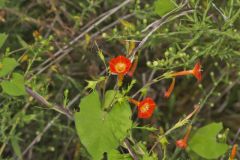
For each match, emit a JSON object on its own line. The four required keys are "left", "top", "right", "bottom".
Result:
{"left": 102, "top": 90, "right": 119, "bottom": 109}
{"left": 1, "top": 73, "right": 26, "bottom": 96}
{"left": 0, "top": 58, "right": 19, "bottom": 77}
{"left": 189, "top": 123, "right": 228, "bottom": 159}
{"left": 74, "top": 91, "right": 132, "bottom": 159}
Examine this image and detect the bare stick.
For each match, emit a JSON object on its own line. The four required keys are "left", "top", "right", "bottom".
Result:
{"left": 25, "top": 86, "right": 73, "bottom": 120}
{"left": 90, "top": 13, "right": 135, "bottom": 39}
{"left": 123, "top": 139, "right": 139, "bottom": 160}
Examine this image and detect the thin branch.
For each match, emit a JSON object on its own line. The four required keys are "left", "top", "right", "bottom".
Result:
{"left": 21, "top": 114, "right": 61, "bottom": 157}
{"left": 131, "top": 3, "right": 193, "bottom": 58}
{"left": 29, "top": 48, "right": 72, "bottom": 80}
{"left": 123, "top": 139, "right": 139, "bottom": 160}
{"left": 25, "top": 86, "right": 73, "bottom": 120}
{"left": 32, "top": 0, "right": 133, "bottom": 77}
{"left": 149, "top": 105, "right": 200, "bottom": 154}
{"left": 4, "top": 8, "right": 61, "bottom": 34}
{"left": 90, "top": 13, "right": 135, "bottom": 39}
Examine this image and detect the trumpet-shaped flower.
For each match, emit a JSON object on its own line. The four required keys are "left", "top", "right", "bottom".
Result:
{"left": 230, "top": 144, "right": 238, "bottom": 160}
{"left": 171, "top": 62, "right": 202, "bottom": 81}
{"left": 128, "top": 97, "right": 156, "bottom": 119}
{"left": 176, "top": 126, "right": 192, "bottom": 149}
{"left": 109, "top": 55, "right": 132, "bottom": 86}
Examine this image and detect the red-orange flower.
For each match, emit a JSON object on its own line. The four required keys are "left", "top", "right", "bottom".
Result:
{"left": 138, "top": 98, "right": 156, "bottom": 118}
{"left": 109, "top": 55, "right": 132, "bottom": 75}
{"left": 192, "top": 62, "right": 202, "bottom": 81}
{"left": 171, "top": 62, "right": 202, "bottom": 81}
{"left": 230, "top": 144, "right": 238, "bottom": 160}
{"left": 129, "top": 97, "right": 156, "bottom": 119}
{"left": 176, "top": 139, "right": 188, "bottom": 149}
{"left": 176, "top": 126, "right": 192, "bottom": 149}
{"left": 109, "top": 55, "right": 132, "bottom": 86}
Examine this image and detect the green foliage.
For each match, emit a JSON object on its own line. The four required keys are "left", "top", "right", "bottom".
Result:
{"left": 0, "top": 58, "right": 19, "bottom": 77}
{"left": 102, "top": 90, "right": 118, "bottom": 109}
{"left": 1, "top": 73, "right": 26, "bottom": 96}
{"left": 17, "top": 35, "right": 29, "bottom": 48}
{"left": 0, "top": 33, "right": 8, "bottom": 48}
{"left": 131, "top": 141, "right": 158, "bottom": 160}
{"left": 0, "top": 0, "right": 240, "bottom": 159}
{"left": 189, "top": 123, "right": 229, "bottom": 159}
{"left": 120, "top": 19, "right": 136, "bottom": 31}
{"left": 85, "top": 76, "right": 105, "bottom": 90}
{"left": 74, "top": 91, "right": 132, "bottom": 159}
{"left": 107, "top": 150, "right": 132, "bottom": 160}
{"left": 97, "top": 47, "right": 106, "bottom": 67}
{"left": 10, "top": 136, "right": 22, "bottom": 159}
{"left": 154, "top": 0, "right": 176, "bottom": 16}
{"left": 122, "top": 79, "right": 136, "bottom": 95}
{"left": 147, "top": 47, "right": 191, "bottom": 70}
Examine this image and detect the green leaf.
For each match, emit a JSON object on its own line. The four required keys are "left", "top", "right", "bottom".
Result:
{"left": 122, "top": 79, "right": 136, "bottom": 95}
{"left": 74, "top": 91, "right": 132, "bottom": 160}
{"left": 0, "top": 58, "right": 19, "bottom": 77}
{"left": 97, "top": 49, "right": 106, "bottom": 65}
{"left": 102, "top": 90, "right": 119, "bottom": 109}
{"left": 189, "top": 123, "right": 228, "bottom": 159}
{"left": 85, "top": 76, "right": 105, "bottom": 90}
{"left": 143, "top": 154, "right": 158, "bottom": 160}
{"left": 17, "top": 35, "right": 29, "bottom": 48}
{"left": 0, "top": 33, "right": 8, "bottom": 48}
{"left": 22, "top": 114, "right": 37, "bottom": 124}
{"left": 1, "top": 73, "right": 27, "bottom": 96}
{"left": 108, "top": 150, "right": 132, "bottom": 160}
{"left": 11, "top": 136, "right": 22, "bottom": 159}
{"left": 154, "top": 0, "right": 176, "bottom": 16}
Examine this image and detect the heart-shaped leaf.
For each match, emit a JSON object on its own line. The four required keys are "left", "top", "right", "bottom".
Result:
{"left": 102, "top": 90, "right": 121, "bottom": 109}
{"left": 189, "top": 122, "right": 228, "bottom": 159}
{"left": 0, "top": 58, "right": 19, "bottom": 77}
{"left": 1, "top": 73, "right": 26, "bottom": 96}
{"left": 74, "top": 91, "right": 132, "bottom": 160}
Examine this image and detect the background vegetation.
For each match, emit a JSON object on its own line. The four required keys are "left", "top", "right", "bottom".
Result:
{"left": 0, "top": 0, "right": 240, "bottom": 159}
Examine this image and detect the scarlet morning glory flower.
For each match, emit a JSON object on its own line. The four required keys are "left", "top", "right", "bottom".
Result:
{"left": 128, "top": 97, "right": 156, "bottom": 119}
{"left": 109, "top": 55, "right": 132, "bottom": 86}
{"left": 176, "top": 126, "right": 192, "bottom": 149}
{"left": 230, "top": 144, "right": 238, "bottom": 160}
{"left": 171, "top": 62, "right": 202, "bottom": 81}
